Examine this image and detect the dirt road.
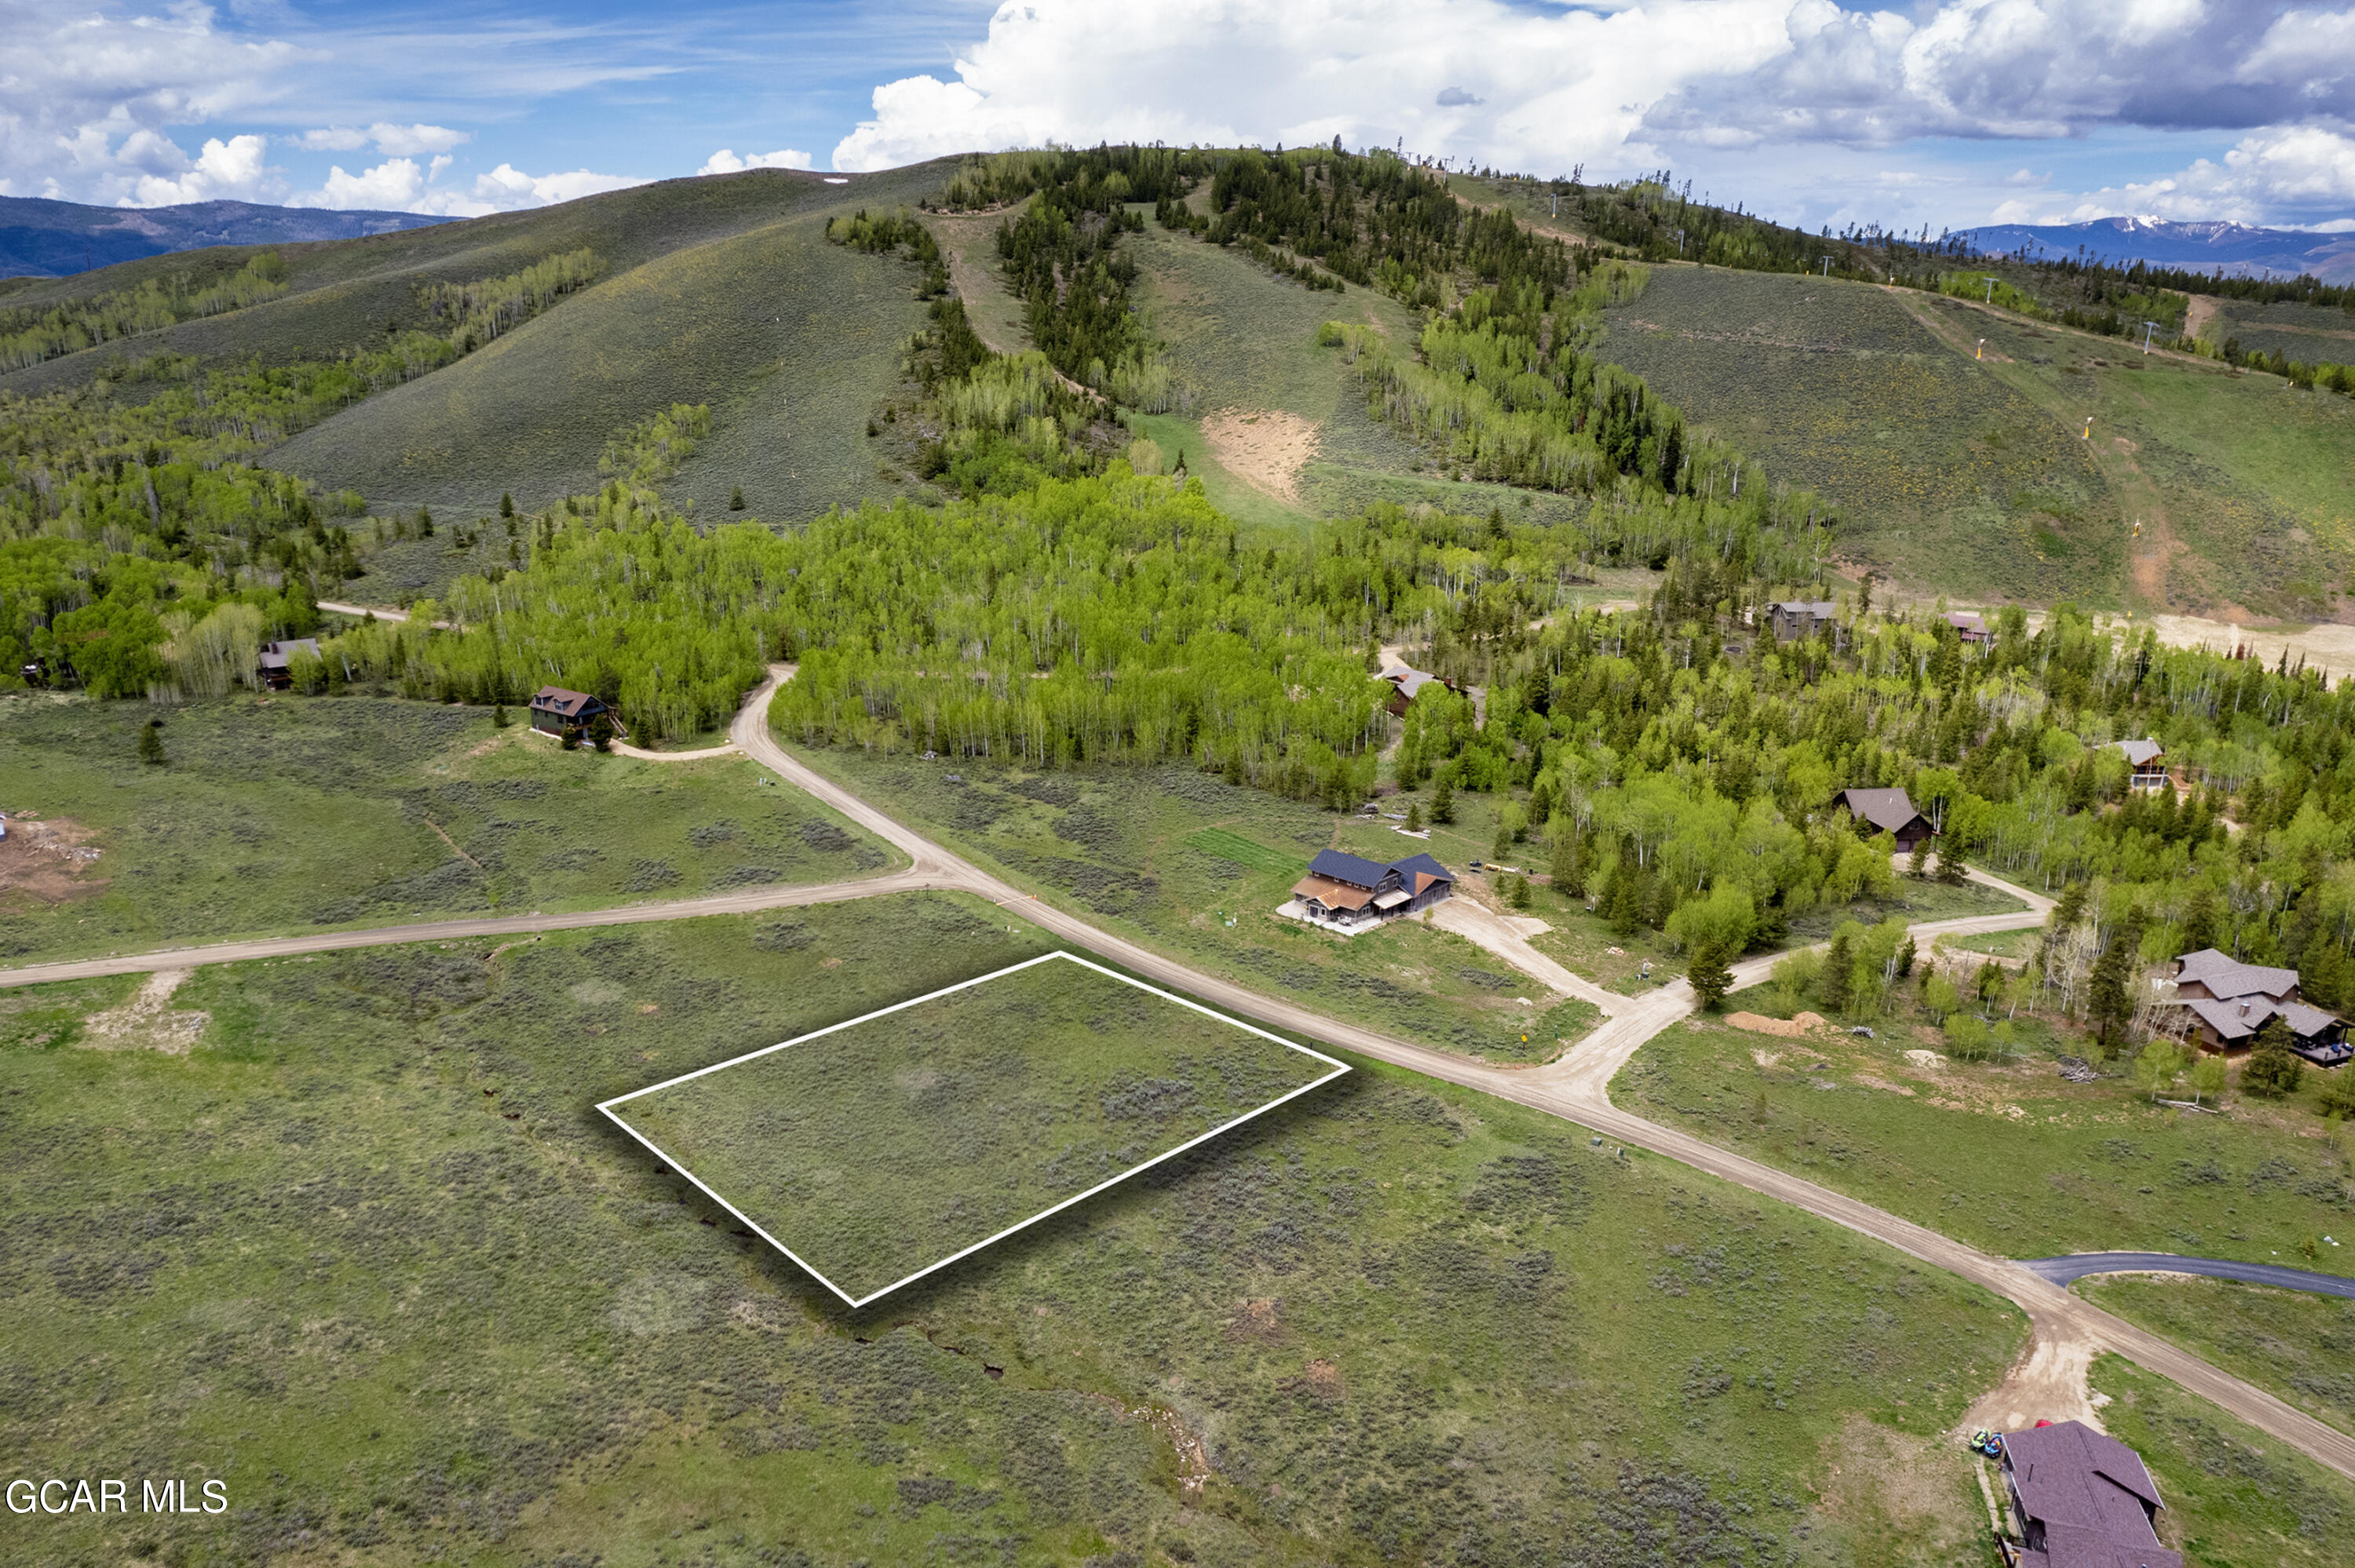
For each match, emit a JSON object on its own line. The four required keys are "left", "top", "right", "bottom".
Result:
{"left": 13, "top": 666, "right": 2353, "bottom": 1479}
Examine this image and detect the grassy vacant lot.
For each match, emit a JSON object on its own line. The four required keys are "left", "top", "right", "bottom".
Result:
{"left": 2079, "top": 1274, "right": 2355, "bottom": 1437}
{"left": 1603, "top": 267, "right": 2355, "bottom": 615}
{"left": 0, "top": 692, "right": 889, "bottom": 963}
{"left": 2092, "top": 1353, "right": 2355, "bottom": 1568}
{"left": 614, "top": 953, "right": 1340, "bottom": 1300}
{"left": 1, "top": 898, "right": 2027, "bottom": 1566}
{"left": 797, "top": 749, "right": 1601, "bottom": 1065}
{"left": 1621, "top": 1011, "right": 2355, "bottom": 1274}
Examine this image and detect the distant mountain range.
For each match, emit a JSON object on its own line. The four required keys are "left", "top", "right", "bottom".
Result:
{"left": 0, "top": 197, "right": 451, "bottom": 279}
{"left": 1958, "top": 216, "right": 2355, "bottom": 283}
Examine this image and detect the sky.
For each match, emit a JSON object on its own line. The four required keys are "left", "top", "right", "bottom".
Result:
{"left": 5, "top": 0, "right": 2354, "bottom": 235}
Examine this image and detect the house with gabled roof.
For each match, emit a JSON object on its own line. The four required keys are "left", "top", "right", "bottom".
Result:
{"left": 1995, "top": 1420, "right": 2179, "bottom": 1568}
{"left": 2171, "top": 947, "right": 2349, "bottom": 1063}
{"left": 2108, "top": 738, "right": 2169, "bottom": 790}
{"left": 1378, "top": 665, "right": 1459, "bottom": 718}
{"left": 1945, "top": 610, "right": 1991, "bottom": 644}
{"left": 1832, "top": 786, "right": 1936, "bottom": 852}
{"left": 1767, "top": 600, "right": 1840, "bottom": 644}
{"left": 1286, "top": 848, "right": 1454, "bottom": 929}
{"left": 529, "top": 685, "right": 612, "bottom": 737}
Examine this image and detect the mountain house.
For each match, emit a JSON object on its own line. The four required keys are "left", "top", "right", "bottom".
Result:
{"left": 1995, "top": 1419, "right": 2178, "bottom": 1568}
{"left": 1286, "top": 849, "right": 1455, "bottom": 929}
{"left": 1832, "top": 786, "right": 1936, "bottom": 852}
{"left": 2171, "top": 947, "right": 2348, "bottom": 1063}
{"left": 530, "top": 685, "right": 612, "bottom": 737}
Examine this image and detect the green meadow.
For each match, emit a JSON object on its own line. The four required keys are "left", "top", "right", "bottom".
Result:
{"left": 0, "top": 901, "right": 2029, "bottom": 1566}
{"left": 0, "top": 693, "right": 890, "bottom": 964}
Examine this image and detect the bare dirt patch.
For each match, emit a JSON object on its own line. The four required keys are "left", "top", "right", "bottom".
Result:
{"left": 1962, "top": 1320, "right": 2109, "bottom": 1435}
{"left": 0, "top": 813, "right": 106, "bottom": 905}
{"left": 1199, "top": 410, "right": 1320, "bottom": 505}
{"left": 79, "top": 969, "right": 208, "bottom": 1055}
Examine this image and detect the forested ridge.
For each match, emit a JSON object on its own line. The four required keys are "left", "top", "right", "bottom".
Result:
{"left": 15, "top": 147, "right": 2355, "bottom": 1005}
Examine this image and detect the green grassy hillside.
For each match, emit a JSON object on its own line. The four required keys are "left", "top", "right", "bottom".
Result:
{"left": 2205, "top": 296, "right": 2355, "bottom": 366}
{"left": 1600, "top": 266, "right": 2355, "bottom": 615}
{"left": 2, "top": 166, "right": 955, "bottom": 524}
{"left": 271, "top": 201, "right": 931, "bottom": 521}
{"left": 0, "top": 167, "right": 937, "bottom": 396}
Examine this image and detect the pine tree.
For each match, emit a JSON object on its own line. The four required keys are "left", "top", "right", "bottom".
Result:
{"left": 730, "top": 486, "right": 747, "bottom": 511}
{"left": 1432, "top": 771, "right": 1455, "bottom": 825}
{"left": 1937, "top": 845, "right": 1968, "bottom": 885}
{"left": 1907, "top": 835, "right": 1930, "bottom": 878}
{"left": 1405, "top": 803, "right": 1423, "bottom": 833}
{"left": 2179, "top": 884, "right": 2221, "bottom": 954}
{"left": 2087, "top": 913, "right": 2143, "bottom": 1058}
{"left": 1605, "top": 863, "right": 1639, "bottom": 936}
{"left": 2050, "top": 880, "right": 2089, "bottom": 936}
{"left": 2245, "top": 1016, "right": 2304, "bottom": 1098}
{"left": 137, "top": 719, "right": 166, "bottom": 767}
{"left": 491, "top": 702, "right": 512, "bottom": 729}
{"left": 1510, "top": 875, "right": 1532, "bottom": 910}
{"left": 1688, "top": 940, "right": 1733, "bottom": 1011}
{"left": 1818, "top": 929, "right": 1854, "bottom": 1012}
{"left": 1492, "top": 824, "right": 1513, "bottom": 862}
{"left": 500, "top": 491, "right": 515, "bottom": 519}
{"left": 1550, "top": 828, "right": 1583, "bottom": 898}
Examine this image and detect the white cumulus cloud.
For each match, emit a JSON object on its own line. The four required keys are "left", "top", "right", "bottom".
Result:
{"left": 290, "top": 158, "right": 647, "bottom": 217}
{"left": 698, "top": 147, "right": 816, "bottom": 174}
{"left": 126, "top": 134, "right": 280, "bottom": 206}
{"left": 294, "top": 123, "right": 472, "bottom": 156}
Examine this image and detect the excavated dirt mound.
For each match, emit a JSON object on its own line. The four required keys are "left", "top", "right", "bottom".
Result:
{"left": 0, "top": 813, "right": 105, "bottom": 905}
{"left": 1725, "top": 1010, "right": 1827, "bottom": 1038}
{"left": 1199, "top": 410, "right": 1319, "bottom": 505}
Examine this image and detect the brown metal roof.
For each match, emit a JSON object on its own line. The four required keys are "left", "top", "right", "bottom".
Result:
{"left": 1291, "top": 874, "right": 1374, "bottom": 910}
{"left": 530, "top": 685, "right": 606, "bottom": 718}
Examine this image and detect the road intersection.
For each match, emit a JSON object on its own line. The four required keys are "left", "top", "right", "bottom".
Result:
{"left": 10, "top": 664, "right": 2353, "bottom": 1480}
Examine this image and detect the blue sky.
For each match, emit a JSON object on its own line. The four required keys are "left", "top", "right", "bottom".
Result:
{"left": 5, "top": 2, "right": 2353, "bottom": 235}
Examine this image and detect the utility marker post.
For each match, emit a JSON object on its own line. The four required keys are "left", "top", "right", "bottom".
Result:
{"left": 2141, "top": 320, "right": 2160, "bottom": 354}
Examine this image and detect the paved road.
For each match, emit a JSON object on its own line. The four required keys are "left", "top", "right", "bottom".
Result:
{"left": 2024, "top": 1253, "right": 2355, "bottom": 1299}
{"left": 13, "top": 665, "right": 2355, "bottom": 1481}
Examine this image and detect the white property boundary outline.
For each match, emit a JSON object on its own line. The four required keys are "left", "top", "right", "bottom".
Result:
{"left": 597, "top": 950, "right": 1350, "bottom": 1309}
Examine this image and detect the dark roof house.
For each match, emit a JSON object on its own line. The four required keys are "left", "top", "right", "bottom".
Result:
{"left": 2170, "top": 947, "right": 2346, "bottom": 1060}
{"left": 1833, "top": 786, "right": 1936, "bottom": 851}
{"left": 1378, "top": 665, "right": 1459, "bottom": 717}
{"left": 529, "top": 685, "right": 612, "bottom": 735}
{"left": 1945, "top": 611, "right": 1991, "bottom": 643}
{"left": 257, "top": 638, "right": 323, "bottom": 691}
{"left": 1289, "top": 849, "right": 1454, "bottom": 927}
{"left": 1767, "top": 600, "right": 1840, "bottom": 644}
{"left": 1996, "top": 1420, "right": 2180, "bottom": 1568}
{"left": 2171, "top": 948, "right": 2298, "bottom": 1005}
